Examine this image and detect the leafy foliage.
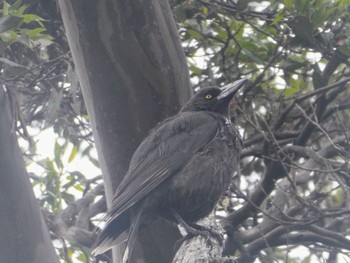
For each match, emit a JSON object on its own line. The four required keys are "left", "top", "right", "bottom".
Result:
{"left": 176, "top": 0, "right": 350, "bottom": 262}
{"left": 2, "top": 0, "right": 350, "bottom": 262}
{"left": 0, "top": 1, "right": 99, "bottom": 262}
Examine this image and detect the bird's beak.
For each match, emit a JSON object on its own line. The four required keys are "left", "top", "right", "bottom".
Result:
{"left": 217, "top": 79, "right": 248, "bottom": 100}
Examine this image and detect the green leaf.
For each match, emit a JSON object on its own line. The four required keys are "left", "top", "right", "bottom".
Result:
{"left": 24, "top": 27, "right": 45, "bottom": 38}
{"left": 22, "top": 14, "right": 44, "bottom": 24}
{"left": 289, "top": 16, "right": 314, "bottom": 44}
{"left": 241, "top": 49, "right": 264, "bottom": 64}
{"left": 11, "top": 4, "right": 27, "bottom": 16}
{"left": 202, "top": 6, "right": 209, "bottom": 15}
{"left": 293, "top": 0, "right": 310, "bottom": 14}
{"left": 46, "top": 158, "right": 56, "bottom": 172}
{"left": 236, "top": 0, "right": 249, "bottom": 12}
{"left": 54, "top": 141, "right": 63, "bottom": 170}
{"left": 216, "top": 28, "right": 227, "bottom": 41}
{"left": 67, "top": 248, "right": 73, "bottom": 258}
{"left": 6, "top": 30, "right": 18, "bottom": 40}
{"left": 10, "top": 0, "right": 24, "bottom": 12}
{"left": 54, "top": 141, "right": 61, "bottom": 158}
{"left": 74, "top": 184, "right": 84, "bottom": 192}
{"left": 30, "top": 33, "right": 53, "bottom": 42}
{"left": 338, "top": 45, "right": 350, "bottom": 57}
{"left": 189, "top": 65, "right": 202, "bottom": 75}
{"left": 282, "top": 58, "right": 307, "bottom": 72}
{"left": 271, "top": 11, "right": 285, "bottom": 25}
{"left": 68, "top": 146, "right": 78, "bottom": 163}
{"left": 283, "top": 0, "right": 293, "bottom": 8}
{"left": 0, "top": 15, "right": 23, "bottom": 34}
{"left": 311, "top": 9, "right": 326, "bottom": 27}
{"left": 285, "top": 77, "right": 301, "bottom": 96}
{"left": 76, "top": 252, "right": 87, "bottom": 262}
{"left": 187, "top": 29, "right": 202, "bottom": 40}
{"left": 3, "top": 0, "right": 9, "bottom": 16}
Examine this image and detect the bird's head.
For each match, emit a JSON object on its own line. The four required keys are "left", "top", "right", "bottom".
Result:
{"left": 181, "top": 79, "right": 248, "bottom": 115}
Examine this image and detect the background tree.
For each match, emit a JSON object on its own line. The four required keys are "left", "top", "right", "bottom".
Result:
{"left": 0, "top": 0, "right": 349, "bottom": 263}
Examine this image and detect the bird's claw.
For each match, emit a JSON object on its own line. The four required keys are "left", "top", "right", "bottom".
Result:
{"left": 189, "top": 224, "right": 224, "bottom": 246}
{"left": 207, "top": 230, "right": 224, "bottom": 246}
{"left": 199, "top": 228, "right": 224, "bottom": 247}
{"left": 175, "top": 227, "right": 224, "bottom": 250}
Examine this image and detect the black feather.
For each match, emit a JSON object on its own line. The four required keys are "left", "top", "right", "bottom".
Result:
{"left": 91, "top": 79, "right": 247, "bottom": 260}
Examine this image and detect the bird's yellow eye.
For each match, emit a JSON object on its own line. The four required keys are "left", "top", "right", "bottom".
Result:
{"left": 205, "top": 94, "right": 213, "bottom": 100}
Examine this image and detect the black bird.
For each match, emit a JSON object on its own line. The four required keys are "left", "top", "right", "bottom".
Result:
{"left": 91, "top": 79, "right": 247, "bottom": 260}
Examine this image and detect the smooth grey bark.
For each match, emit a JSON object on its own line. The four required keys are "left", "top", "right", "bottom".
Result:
{"left": 0, "top": 87, "right": 59, "bottom": 263}
{"left": 58, "top": 0, "right": 191, "bottom": 262}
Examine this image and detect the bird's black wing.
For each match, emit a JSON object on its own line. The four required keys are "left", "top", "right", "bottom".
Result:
{"left": 106, "top": 111, "right": 221, "bottom": 221}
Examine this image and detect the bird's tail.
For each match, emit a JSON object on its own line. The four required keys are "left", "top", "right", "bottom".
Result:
{"left": 91, "top": 212, "right": 130, "bottom": 256}
{"left": 121, "top": 208, "right": 143, "bottom": 263}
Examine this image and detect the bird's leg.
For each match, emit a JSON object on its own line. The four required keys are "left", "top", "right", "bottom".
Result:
{"left": 187, "top": 222, "right": 224, "bottom": 246}
{"left": 171, "top": 209, "right": 223, "bottom": 248}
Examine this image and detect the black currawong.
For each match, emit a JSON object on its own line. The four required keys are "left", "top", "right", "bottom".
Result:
{"left": 91, "top": 79, "right": 248, "bottom": 262}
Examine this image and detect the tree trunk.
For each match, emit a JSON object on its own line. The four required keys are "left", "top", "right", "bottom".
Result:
{"left": 58, "top": 0, "right": 191, "bottom": 262}
{"left": 0, "top": 87, "right": 59, "bottom": 263}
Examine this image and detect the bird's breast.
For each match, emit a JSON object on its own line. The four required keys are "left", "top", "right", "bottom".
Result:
{"left": 158, "top": 121, "right": 241, "bottom": 222}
